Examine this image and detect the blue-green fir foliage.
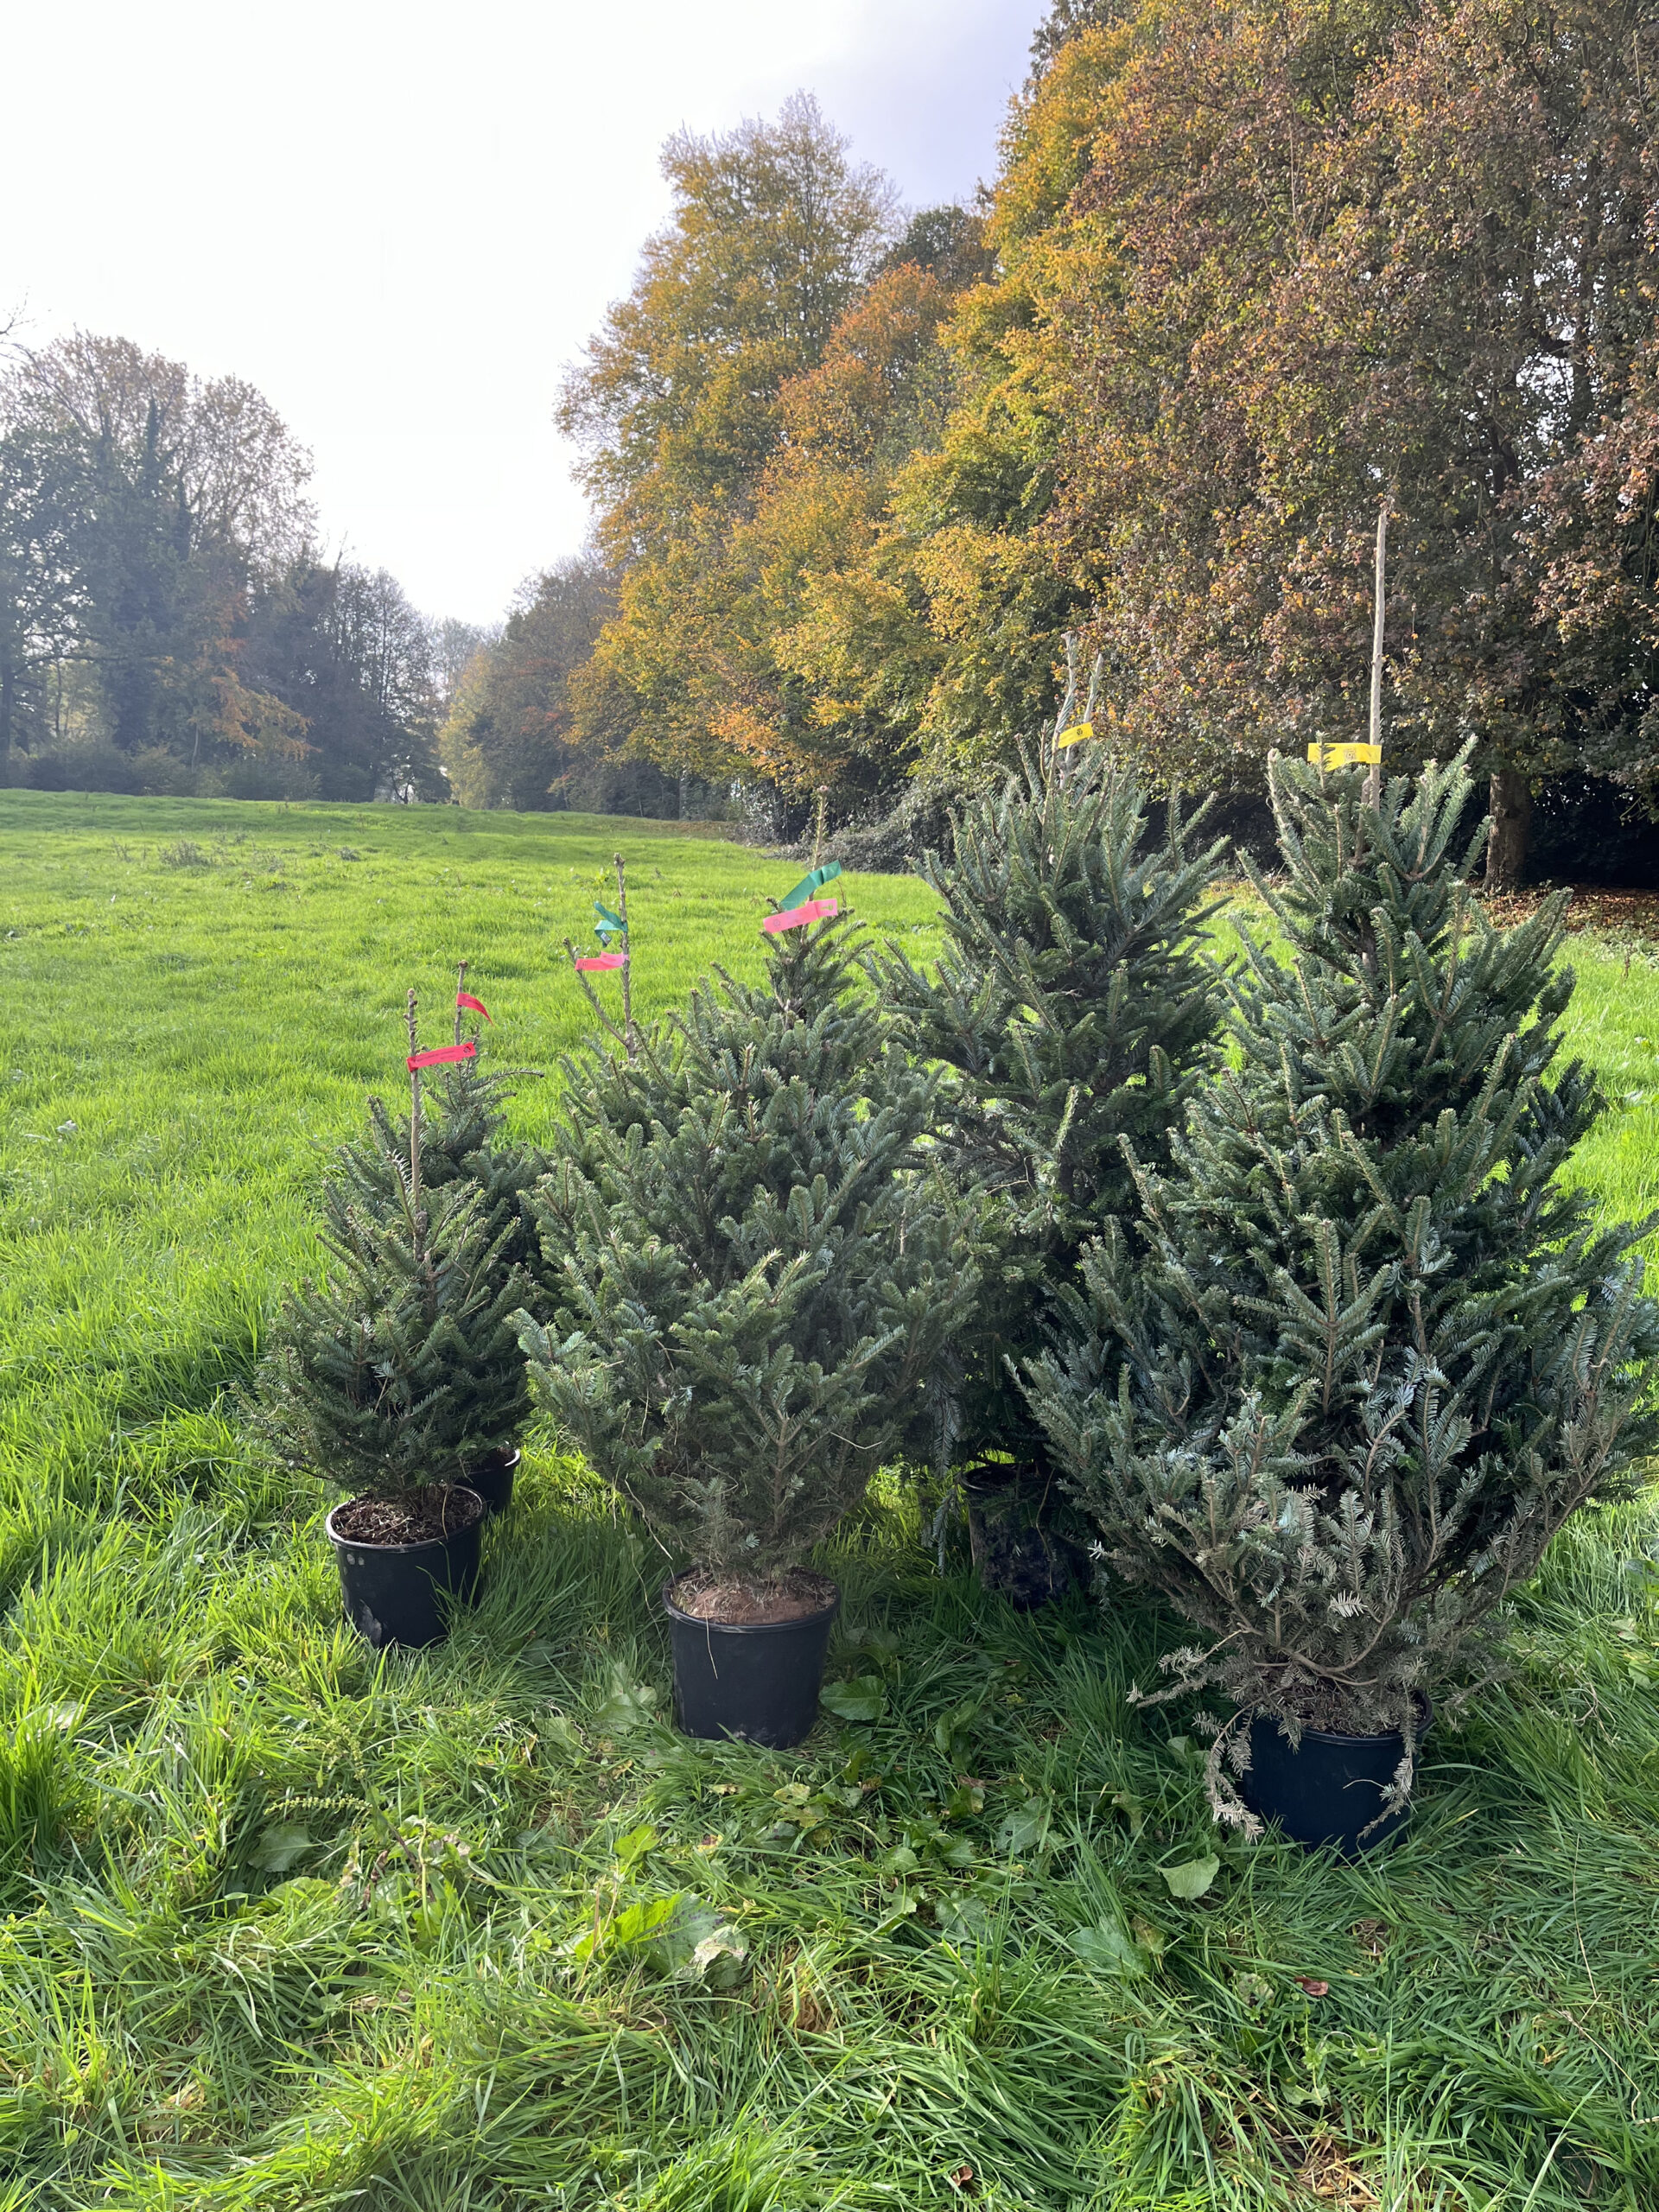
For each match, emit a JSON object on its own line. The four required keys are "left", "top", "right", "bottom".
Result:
{"left": 1026, "top": 749, "right": 1659, "bottom": 1817}
{"left": 264, "top": 1096, "right": 531, "bottom": 1496}
{"left": 873, "top": 744, "right": 1225, "bottom": 1472}
{"left": 329, "top": 1051, "right": 545, "bottom": 1289}
{"left": 517, "top": 914, "right": 982, "bottom": 1588}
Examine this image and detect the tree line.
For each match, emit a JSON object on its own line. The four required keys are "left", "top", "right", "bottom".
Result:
{"left": 468, "top": 0, "right": 1654, "bottom": 886}
{"left": 6, "top": 0, "right": 1656, "bottom": 887}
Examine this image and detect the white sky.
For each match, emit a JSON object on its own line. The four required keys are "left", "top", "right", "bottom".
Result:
{"left": 3, "top": 0, "right": 1043, "bottom": 627}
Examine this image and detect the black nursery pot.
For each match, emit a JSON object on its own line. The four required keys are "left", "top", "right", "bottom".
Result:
{"left": 662, "top": 1578, "right": 840, "bottom": 1748}
{"left": 326, "top": 1485, "right": 485, "bottom": 1651}
{"left": 461, "top": 1445, "right": 520, "bottom": 1516}
{"left": 1243, "top": 1703, "right": 1431, "bottom": 1858}
{"left": 962, "top": 1463, "right": 1085, "bottom": 1611}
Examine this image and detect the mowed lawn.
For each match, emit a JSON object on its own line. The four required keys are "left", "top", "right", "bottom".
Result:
{"left": 2, "top": 786, "right": 1658, "bottom": 2212}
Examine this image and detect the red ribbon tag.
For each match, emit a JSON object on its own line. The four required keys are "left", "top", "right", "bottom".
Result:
{"left": 575, "top": 952, "right": 629, "bottom": 971}
{"left": 762, "top": 896, "right": 838, "bottom": 935}
{"left": 408, "top": 1041, "right": 479, "bottom": 1071}
{"left": 456, "top": 991, "right": 493, "bottom": 1022}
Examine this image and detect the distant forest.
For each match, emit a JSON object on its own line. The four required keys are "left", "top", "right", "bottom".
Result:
{"left": 3, "top": 0, "right": 1656, "bottom": 887}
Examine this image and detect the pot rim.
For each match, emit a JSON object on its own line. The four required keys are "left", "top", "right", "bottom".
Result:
{"left": 326, "top": 1484, "right": 485, "bottom": 1555}
{"left": 1248, "top": 1693, "right": 1433, "bottom": 1750}
{"left": 462, "top": 1443, "right": 521, "bottom": 1472}
{"left": 661, "top": 1573, "right": 841, "bottom": 1636}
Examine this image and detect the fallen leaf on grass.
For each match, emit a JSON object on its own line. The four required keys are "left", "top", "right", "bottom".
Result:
{"left": 995, "top": 1794, "right": 1052, "bottom": 1856}
{"left": 1159, "top": 1854, "right": 1219, "bottom": 1900}
{"left": 589, "top": 1664, "right": 658, "bottom": 1734}
{"left": 1067, "top": 1916, "right": 1147, "bottom": 1978}
{"left": 1294, "top": 1976, "right": 1331, "bottom": 1998}
{"left": 822, "top": 1676, "right": 886, "bottom": 1723}
{"left": 946, "top": 2164, "right": 977, "bottom": 2193}
{"left": 251, "top": 1824, "right": 313, "bottom": 1874}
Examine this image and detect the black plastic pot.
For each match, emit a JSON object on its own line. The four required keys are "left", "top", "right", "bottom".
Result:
{"left": 461, "top": 1445, "right": 520, "bottom": 1516}
{"left": 962, "top": 1463, "right": 1085, "bottom": 1610}
{"left": 662, "top": 1578, "right": 840, "bottom": 1747}
{"left": 326, "top": 1486, "right": 485, "bottom": 1650}
{"left": 1243, "top": 1704, "right": 1430, "bottom": 1857}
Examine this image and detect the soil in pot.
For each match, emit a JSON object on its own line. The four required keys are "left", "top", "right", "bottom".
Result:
{"left": 461, "top": 1445, "right": 519, "bottom": 1516}
{"left": 963, "top": 1461, "right": 1086, "bottom": 1610}
{"left": 327, "top": 1483, "right": 485, "bottom": 1651}
{"left": 663, "top": 1569, "right": 839, "bottom": 1746}
{"left": 1243, "top": 1700, "right": 1431, "bottom": 1858}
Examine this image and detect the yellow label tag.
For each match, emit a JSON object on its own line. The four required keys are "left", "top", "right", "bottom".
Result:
{"left": 1307, "top": 741, "right": 1382, "bottom": 768}
{"left": 1056, "top": 721, "right": 1094, "bottom": 749}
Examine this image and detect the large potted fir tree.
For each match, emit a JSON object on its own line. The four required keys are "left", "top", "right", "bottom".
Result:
{"left": 873, "top": 739, "right": 1224, "bottom": 1604}
{"left": 264, "top": 993, "right": 532, "bottom": 1648}
{"left": 517, "top": 912, "right": 979, "bottom": 1745}
{"left": 1027, "top": 751, "right": 1659, "bottom": 1852}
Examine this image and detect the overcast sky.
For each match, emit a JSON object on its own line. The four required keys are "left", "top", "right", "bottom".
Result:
{"left": 3, "top": 0, "right": 1043, "bottom": 626}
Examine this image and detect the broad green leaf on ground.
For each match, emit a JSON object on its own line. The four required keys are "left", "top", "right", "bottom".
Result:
{"left": 823, "top": 1676, "right": 887, "bottom": 1723}
{"left": 1067, "top": 1916, "right": 1147, "bottom": 1977}
{"left": 1159, "top": 1854, "right": 1220, "bottom": 1901}
{"left": 590, "top": 1663, "right": 659, "bottom": 1733}
{"left": 996, "top": 1794, "right": 1052, "bottom": 1857}
{"left": 251, "top": 1825, "right": 313, "bottom": 1874}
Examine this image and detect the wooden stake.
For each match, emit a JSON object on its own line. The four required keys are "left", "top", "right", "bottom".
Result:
{"left": 1053, "top": 632, "right": 1079, "bottom": 779}
{"left": 404, "top": 988, "right": 423, "bottom": 1240}
{"left": 564, "top": 940, "right": 627, "bottom": 1051}
{"left": 1368, "top": 501, "right": 1389, "bottom": 807}
{"left": 811, "top": 785, "right": 829, "bottom": 874}
{"left": 614, "top": 853, "right": 635, "bottom": 1059}
{"left": 454, "top": 958, "right": 467, "bottom": 1048}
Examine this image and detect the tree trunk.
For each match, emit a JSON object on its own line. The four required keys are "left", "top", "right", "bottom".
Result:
{"left": 1486, "top": 768, "right": 1533, "bottom": 893}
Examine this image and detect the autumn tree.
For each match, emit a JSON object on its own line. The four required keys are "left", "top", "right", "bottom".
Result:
{"left": 440, "top": 556, "right": 677, "bottom": 812}
{"left": 559, "top": 94, "right": 899, "bottom": 786}
{"left": 766, "top": 67, "right": 1113, "bottom": 778}
{"left": 1018, "top": 0, "right": 1659, "bottom": 885}
{"left": 682, "top": 255, "right": 975, "bottom": 798}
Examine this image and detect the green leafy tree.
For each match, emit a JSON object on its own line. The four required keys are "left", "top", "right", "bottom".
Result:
{"left": 873, "top": 736, "right": 1225, "bottom": 1482}
{"left": 1026, "top": 751, "right": 1659, "bottom": 1827}
{"left": 517, "top": 914, "right": 980, "bottom": 1593}
{"left": 0, "top": 331, "right": 313, "bottom": 775}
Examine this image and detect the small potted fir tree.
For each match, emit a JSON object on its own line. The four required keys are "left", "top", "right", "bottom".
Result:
{"left": 873, "top": 737, "right": 1224, "bottom": 1605}
{"left": 264, "top": 993, "right": 532, "bottom": 1648}
{"left": 329, "top": 966, "right": 543, "bottom": 1512}
{"left": 1026, "top": 751, "right": 1659, "bottom": 1852}
{"left": 518, "top": 912, "right": 979, "bottom": 1745}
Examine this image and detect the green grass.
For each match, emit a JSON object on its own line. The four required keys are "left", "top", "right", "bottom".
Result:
{"left": 2, "top": 787, "right": 1658, "bottom": 2211}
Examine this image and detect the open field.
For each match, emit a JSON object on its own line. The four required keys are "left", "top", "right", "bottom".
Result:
{"left": 3, "top": 789, "right": 1659, "bottom": 2211}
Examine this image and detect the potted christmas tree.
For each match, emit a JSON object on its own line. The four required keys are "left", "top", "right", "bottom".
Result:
{"left": 517, "top": 912, "right": 980, "bottom": 1745}
{"left": 1026, "top": 751, "right": 1659, "bottom": 1851}
{"left": 264, "top": 992, "right": 533, "bottom": 1648}
{"left": 872, "top": 736, "right": 1224, "bottom": 1603}
{"left": 330, "top": 965, "right": 543, "bottom": 1512}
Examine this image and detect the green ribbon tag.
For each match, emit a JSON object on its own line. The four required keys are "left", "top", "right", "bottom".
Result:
{"left": 594, "top": 900, "right": 626, "bottom": 941}
{"left": 779, "top": 860, "right": 842, "bottom": 912}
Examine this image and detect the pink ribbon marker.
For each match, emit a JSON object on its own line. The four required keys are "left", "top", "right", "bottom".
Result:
{"left": 456, "top": 991, "right": 493, "bottom": 1022}
{"left": 575, "top": 952, "right": 629, "bottom": 971}
{"left": 408, "top": 1041, "right": 478, "bottom": 1071}
{"left": 763, "top": 896, "right": 838, "bottom": 935}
